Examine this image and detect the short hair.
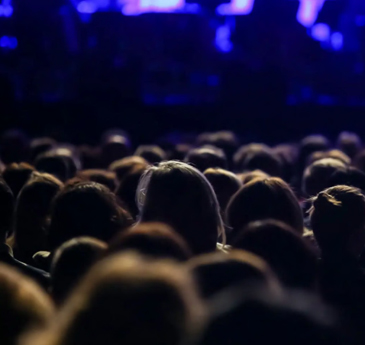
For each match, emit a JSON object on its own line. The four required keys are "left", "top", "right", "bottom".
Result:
{"left": 307, "top": 150, "right": 351, "bottom": 166}
{"left": 14, "top": 172, "right": 63, "bottom": 263}
{"left": 41, "top": 253, "right": 204, "bottom": 345}
{"left": 48, "top": 181, "right": 132, "bottom": 251}
{"left": 35, "top": 152, "right": 73, "bottom": 182}
{"left": 337, "top": 131, "right": 362, "bottom": 159}
{"left": 302, "top": 158, "right": 347, "bottom": 197}
{"left": 138, "top": 161, "right": 224, "bottom": 254}
{"left": 30, "top": 138, "right": 56, "bottom": 163}
{"left": 328, "top": 167, "right": 365, "bottom": 193}
{"left": 0, "top": 263, "right": 54, "bottom": 345}
{"left": 77, "top": 170, "right": 116, "bottom": 191}
{"left": 185, "top": 146, "right": 227, "bottom": 172}
{"left": 204, "top": 168, "right": 242, "bottom": 213}
{"left": 135, "top": 145, "right": 167, "bottom": 164}
{"left": 51, "top": 237, "right": 107, "bottom": 303}
{"left": 101, "top": 134, "right": 131, "bottom": 168}
{"left": 188, "top": 250, "right": 279, "bottom": 299}
{"left": 233, "top": 144, "right": 282, "bottom": 177}
{"left": 109, "top": 156, "right": 148, "bottom": 182}
{"left": 298, "top": 135, "right": 330, "bottom": 167}
{"left": 2, "top": 163, "right": 35, "bottom": 197}
{"left": 0, "top": 177, "right": 14, "bottom": 241}
{"left": 310, "top": 185, "right": 365, "bottom": 255}
{"left": 238, "top": 169, "right": 270, "bottom": 185}
{"left": 233, "top": 220, "right": 317, "bottom": 289}
{"left": 107, "top": 222, "right": 192, "bottom": 261}
{"left": 226, "top": 177, "right": 303, "bottom": 242}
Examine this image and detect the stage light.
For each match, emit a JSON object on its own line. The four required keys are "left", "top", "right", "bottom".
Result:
{"left": 217, "top": 0, "right": 255, "bottom": 16}
{"left": 297, "top": 0, "right": 325, "bottom": 28}
{"left": 311, "top": 23, "right": 330, "bottom": 42}
{"left": 77, "top": 1, "right": 98, "bottom": 13}
{"left": 0, "top": 36, "right": 17, "bottom": 49}
{"left": 121, "top": 0, "right": 186, "bottom": 15}
{"left": 215, "top": 24, "right": 233, "bottom": 53}
{"left": 331, "top": 32, "right": 343, "bottom": 51}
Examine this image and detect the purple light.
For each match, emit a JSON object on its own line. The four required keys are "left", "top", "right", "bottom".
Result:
{"left": 331, "top": 32, "right": 343, "bottom": 51}
{"left": 297, "top": 0, "right": 325, "bottom": 28}
{"left": 217, "top": 0, "right": 255, "bottom": 15}
{"left": 122, "top": 0, "right": 185, "bottom": 15}
{"left": 215, "top": 24, "right": 233, "bottom": 53}
{"left": 0, "top": 36, "right": 17, "bottom": 49}
{"left": 3, "top": 5, "right": 12, "bottom": 17}
{"left": 311, "top": 23, "right": 330, "bottom": 42}
{"left": 77, "top": 1, "right": 97, "bottom": 13}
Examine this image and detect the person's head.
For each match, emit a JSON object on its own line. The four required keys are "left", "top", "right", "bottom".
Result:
{"left": 41, "top": 253, "right": 204, "bottom": 345}
{"left": 310, "top": 186, "right": 365, "bottom": 257}
{"left": 185, "top": 146, "right": 227, "bottom": 172}
{"left": 199, "top": 288, "right": 342, "bottom": 345}
{"left": 188, "top": 250, "right": 279, "bottom": 299}
{"left": 227, "top": 177, "right": 303, "bottom": 242}
{"left": 109, "top": 156, "right": 149, "bottom": 182}
{"left": 35, "top": 152, "right": 74, "bottom": 182}
{"left": 30, "top": 138, "right": 56, "bottom": 163}
{"left": 307, "top": 150, "right": 351, "bottom": 166}
{"left": 115, "top": 164, "right": 148, "bottom": 219}
{"left": 51, "top": 237, "right": 107, "bottom": 304}
{"left": 204, "top": 168, "right": 241, "bottom": 214}
{"left": 138, "top": 161, "right": 224, "bottom": 254}
{"left": 107, "top": 222, "right": 192, "bottom": 261}
{"left": 0, "top": 263, "right": 54, "bottom": 345}
{"left": 135, "top": 145, "right": 167, "bottom": 164}
{"left": 273, "top": 144, "right": 298, "bottom": 182}
{"left": 77, "top": 170, "right": 116, "bottom": 191}
{"left": 234, "top": 220, "right": 317, "bottom": 289}
{"left": 14, "top": 172, "right": 63, "bottom": 260}
{"left": 48, "top": 181, "right": 132, "bottom": 251}
{"left": 298, "top": 135, "right": 330, "bottom": 170}
{"left": 328, "top": 167, "right": 365, "bottom": 193}
{"left": 354, "top": 149, "right": 365, "bottom": 173}
{"left": 337, "top": 131, "right": 362, "bottom": 159}
{"left": 2, "top": 163, "right": 35, "bottom": 198}
{"left": 101, "top": 134, "right": 131, "bottom": 168}
{"left": 238, "top": 169, "right": 270, "bottom": 185}
{"left": 302, "top": 158, "right": 347, "bottom": 197}
{"left": 234, "top": 144, "right": 282, "bottom": 177}
{"left": 0, "top": 129, "right": 30, "bottom": 164}
{"left": 0, "top": 177, "right": 14, "bottom": 241}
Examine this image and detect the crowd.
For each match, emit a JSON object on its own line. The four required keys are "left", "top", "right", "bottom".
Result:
{"left": 1, "top": 128, "right": 365, "bottom": 345}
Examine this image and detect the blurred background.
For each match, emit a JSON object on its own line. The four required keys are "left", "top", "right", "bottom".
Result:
{"left": 0, "top": 0, "right": 364, "bottom": 143}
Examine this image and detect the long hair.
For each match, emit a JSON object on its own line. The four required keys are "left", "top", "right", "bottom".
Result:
{"left": 137, "top": 161, "right": 225, "bottom": 254}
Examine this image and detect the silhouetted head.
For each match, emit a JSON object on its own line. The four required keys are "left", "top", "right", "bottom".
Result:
{"left": 0, "top": 263, "right": 54, "bottom": 345}
{"left": 135, "top": 145, "right": 167, "bottom": 164}
{"left": 188, "top": 250, "right": 279, "bottom": 299}
{"left": 337, "top": 132, "right": 362, "bottom": 159}
{"left": 138, "top": 161, "right": 224, "bottom": 254}
{"left": 2, "top": 163, "right": 35, "bottom": 198}
{"left": 107, "top": 222, "right": 192, "bottom": 261}
{"left": 51, "top": 237, "right": 107, "bottom": 304}
{"left": 109, "top": 156, "right": 149, "bottom": 182}
{"left": 77, "top": 170, "right": 116, "bottom": 191}
{"left": 227, "top": 177, "right": 303, "bottom": 242}
{"left": 101, "top": 135, "right": 131, "bottom": 168}
{"left": 14, "top": 172, "right": 63, "bottom": 262}
{"left": 234, "top": 220, "right": 317, "bottom": 289}
{"left": 0, "top": 177, "right": 14, "bottom": 241}
{"left": 41, "top": 253, "right": 204, "bottom": 345}
{"left": 30, "top": 138, "right": 56, "bottom": 163}
{"left": 238, "top": 169, "right": 270, "bottom": 185}
{"left": 185, "top": 146, "right": 227, "bottom": 172}
{"left": 302, "top": 158, "right": 347, "bottom": 197}
{"left": 48, "top": 181, "right": 132, "bottom": 251}
{"left": 310, "top": 186, "right": 365, "bottom": 258}
{"left": 204, "top": 168, "right": 241, "bottom": 214}
{"left": 307, "top": 150, "right": 351, "bottom": 167}
{"left": 234, "top": 144, "right": 282, "bottom": 177}
{"left": 0, "top": 129, "right": 30, "bottom": 164}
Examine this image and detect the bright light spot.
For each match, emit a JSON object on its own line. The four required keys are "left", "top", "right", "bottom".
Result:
{"left": 356, "top": 15, "right": 365, "bottom": 27}
{"left": 331, "top": 32, "right": 343, "bottom": 51}
{"left": 0, "top": 4, "right": 12, "bottom": 17}
{"left": 217, "top": 0, "right": 255, "bottom": 15}
{"left": 77, "top": 1, "right": 97, "bottom": 13}
{"left": 311, "top": 23, "right": 330, "bottom": 42}
{"left": 297, "top": 0, "right": 325, "bottom": 28}
{"left": 0, "top": 36, "right": 17, "bottom": 49}
{"left": 122, "top": 0, "right": 185, "bottom": 15}
{"left": 215, "top": 24, "right": 233, "bottom": 53}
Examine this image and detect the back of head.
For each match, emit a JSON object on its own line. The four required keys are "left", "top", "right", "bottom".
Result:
{"left": 109, "top": 156, "right": 148, "bottom": 182}
{"left": 138, "top": 161, "right": 224, "bottom": 254}
{"left": 337, "top": 132, "right": 362, "bottom": 159}
{"left": 101, "top": 134, "right": 131, "bottom": 168}
{"left": 30, "top": 138, "right": 56, "bottom": 163}
{"left": 310, "top": 186, "right": 365, "bottom": 256}
{"left": 0, "top": 129, "right": 30, "bottom": 164}
{"left": 77, "top": 170, "right": 116, "bottom": 191}
{"left": 45, "top": 253, "right": 204, "bottom": 345}
{"left": 299, "top": 135, "right": 330, "bottom": 165}
{"left": 0, "top": 263, "right": 54, "bottom": 345}
{"left": 308, "top": 150, "right": 351, "bottom": 167}
{"left": 51, "top": 237, "right": 107, "bottom": 303}
{"left": 234, "top": 144, "right": 282, "bottom": 177}
{"left": 2, "top": 163, "right": 35, "bottom": 197}
{"left": 49, "top": 181, "right": 131, "bottom": 250}
{"left": 185, "top": 146, "right": 227, "bottom": 172}
{"left": 135, "top": 145, "right": 167, "bottom": 164}
{"left": 234, "top": 220, "right": 317, "bottom": 289}
{"left": 0, "top": 177, "right": 14, "bottom": 241}
{"left": 35, "top": 152, "right": 70, "bottom": 182}
{"left": 302, "top": 158, "right": 347, "bottom": 197}
{"left": 238, "top": 169, "right": 269, "bottom": 185}
{"left": 328, "top": 167, "right": 365, "bottom": 193}
{"left": 107, "top": 222, "right": 192, "bottom": 261}
{"left": 188, "top": 250, "right": 279, "bottom": 299}
{"left": 204, "top": 168, "right": 241, "bottom": 213}
{"left": 227, "top": 177, "right": 303, "bottom": 242}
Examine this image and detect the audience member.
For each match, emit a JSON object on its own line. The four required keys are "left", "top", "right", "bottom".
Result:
{"left": 2, "top": 163, "right": 35, "bottom": 197}
{"left": 337, "top": 132, "right": 362, "bottom": 160}
{"left": 30, "top": 138, "right": 56, "bottom": 163}
{"left": 77, "top": 169, "right": 116, "bottom": 191}
{"left": 135, "top": 145, "right": 167, "bottom": 164}
{"left": 185, "top": 146, "right": 228, "bottom": 172}
{"left": 109, "top": 156, "right": 148, "bottom": 182}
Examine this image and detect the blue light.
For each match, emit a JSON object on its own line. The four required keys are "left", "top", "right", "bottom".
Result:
{"left": 297, "top": 0, "right": 325, "bottom": 28}
{"left": 0, "top": 36, "right": 17, "bottom": 49}
{"left": 77, "top": 1, "right": 97, "bottom": 13}
{"left": 3, "top": 4, "right": 12, "bottom": 16}
{"left": 356, "top": 15, "right": 365, "bottom": 27}
{"left": 217, "top": 0, "right": 255, "bottom": 16}
{"left": 311, "top": 23, "right": 330, "bottom": 42}
{"left": 331, "top": 32, "right": 343, "bottom": 51}
{"left": 215, "top": 24, "right": 233, "bottom": 53}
